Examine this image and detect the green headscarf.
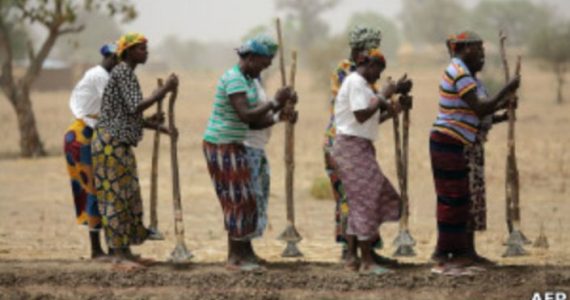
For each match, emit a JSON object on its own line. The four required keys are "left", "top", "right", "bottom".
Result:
{"left": 237, "top": 34, "right": 278, "bottom": 57}
{"left": 349, "top": 25, "right": 382, "bottom": 50}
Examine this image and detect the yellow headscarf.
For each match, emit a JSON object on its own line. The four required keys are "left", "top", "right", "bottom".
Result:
{"left": 116, "top": 33, "right": 147, "bottom": 57}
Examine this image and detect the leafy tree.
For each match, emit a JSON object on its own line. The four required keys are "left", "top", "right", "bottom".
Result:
{"left": 529, "top": 21, "right": 570, "bottom": 104}
{"left": 401, "top": 0, "right": 468, "bottom": 46}
{"left": 346, "top": 12, "right": 400, "bottom": 61}
{"left": 470, "top": 0, "right": 550, "bottom": 46}
{"left": 0, "top": 0, "right": 136, "bottom": 157}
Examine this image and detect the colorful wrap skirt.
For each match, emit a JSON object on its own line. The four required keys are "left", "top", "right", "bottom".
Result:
{"left": 324, "top": 136, "right": 382, "bottom": 248}
{"left": 64, "top": 119, "right": 101, "bottom": 231}
{"left": 245, "top": 146, "right": 270, "bottom": 238}
{"left": 92, "top": 127, "right": 148, "bottom": 249}
{"left": 203, "top": 141, "right": 258, "bottom": 240}
{"left": 332, "top": 134, "right": 401, "bottom": 240}
{"left": 429, "top": 130, "right": 471, "bottom": 256}
{"left": 465, "top": 140, "right": 487, "bottom": 231}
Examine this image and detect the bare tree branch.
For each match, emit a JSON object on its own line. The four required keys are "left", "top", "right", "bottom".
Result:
{"left": 59, "top": 24, "right": 84, "bottom": 35}
{"left": 22, "top": 28, "right": 58, "bottom": 88}
{"left": 26, "top": 38, "right": 35, "bottom": 63}
{"left": 0, "top": 15, "right": 16, "bottom": 103}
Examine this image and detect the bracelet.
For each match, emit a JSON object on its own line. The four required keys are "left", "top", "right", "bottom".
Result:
{"left": 272, "top": 111, "right": 281, "bottom": 123}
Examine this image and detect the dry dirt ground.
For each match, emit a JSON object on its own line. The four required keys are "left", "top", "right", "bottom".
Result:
{"left": 0, "top": 58, "right": 569, "bottom": 299}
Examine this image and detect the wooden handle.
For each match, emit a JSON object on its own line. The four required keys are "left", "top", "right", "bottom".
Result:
{"left": 167, "top": 85, "right": 185, "bottom": 242}
{"left": 149, "top": 78, "right": 163, "bottom": 229}
{"left": 276, "top": 18, "right": 287, "bottom": 87}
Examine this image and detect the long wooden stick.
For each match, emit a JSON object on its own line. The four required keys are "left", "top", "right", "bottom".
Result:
{"left": 276, "top": 18, "right": 287, "bottom": 87}
{"left": 391, "top": 100, "right": 406, "bottom": 228}
{"left": 499, "top": 30, "right": 522, "bottom": 233}
{"left": 401, "top": 104, "right": 411, "bottom": 230}
{"left": 285, "top": 51, "right": 297, "bottom": 225}
{"left": 149, "top": 78, "right": 163, "bottom": 231}
{"left": 509, "top": 56, "right": 522, "bottom": 228}
{"left": 167, "top": 85, "right": 185, "bottom": 244}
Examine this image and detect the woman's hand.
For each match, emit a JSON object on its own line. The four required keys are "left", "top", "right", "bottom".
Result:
{"left": 396, "top": 74, "right": 413, "bottom": 95}
{"left": 274, "top": 86, "right": 297, "bottom": 109}
{"left": 506, "top": 75, "right": 520, "bottom": 93}
{"left": 146, "top": 112, "right": 165, "bottom": 125}
{"left": 380, "top": 78, "right": 397, "bottom": 99}
{"left": 165, "top": 73, "right": 179, "bottom": 92}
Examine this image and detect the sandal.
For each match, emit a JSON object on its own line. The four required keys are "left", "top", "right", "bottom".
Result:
{"left": 372, "top": 253, "right": 399, "bottom": 266}
{"left": 225, "top": 262, "right": 265, "bottom": 272}
{"left": 359, "top": 265, "right": 392, "bottom": 276}
{"left": 112, "top": 260, "right": 146, "bottom": 272}
{"left": 431, "top": 263, "right": 474, "bottom": 277}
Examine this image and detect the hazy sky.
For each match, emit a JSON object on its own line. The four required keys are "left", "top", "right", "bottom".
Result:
{"left": 122, "top": 0, "right": 402, "bottom": 44}
{"left": 122, "top": 0, "right": 569, "bottom": 45}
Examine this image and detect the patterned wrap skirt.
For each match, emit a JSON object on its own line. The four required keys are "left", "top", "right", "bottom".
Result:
{"left": 92, "top": 127, "right": 148, "bottom": 249}
{"left": 64, "top": 119, "right": 101, "bottom": 231}
{"left": 203, "top": 141, "right": 258, "bottom": 240}
{"left": 245, "top": 146, "right": 270, "bottom": 238}
{"left": 332, "top": 134, "right": 401, "bottom": 240}
{"left": 465, "top": 140, "right": 487, "bottom": 231}
{"left": 429, "top": 130, "right": 471, "bottom": 256}
{"left": 324, "top": 120, "right": 383, "bottom": 248}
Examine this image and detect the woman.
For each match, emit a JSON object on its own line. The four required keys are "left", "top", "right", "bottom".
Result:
{"left": 323, "top": 26, "right": 385, "bottom": 262}
{"left": 332, "top": 48, "right": 407, "bottom": 275}
{"left": 64, "top": 43, "right": 118, "bottom": 259}
{"left": 445, "top": 35, "right": 509, "bottom": 266}
{"left": 92, "top": 33, "right": 178, "bottom": 270}
{"left": 429, "top": 31, "right": 519, "bottom": 275}
{"left": 203, "top": 35, "right": 296, "bottom": 271}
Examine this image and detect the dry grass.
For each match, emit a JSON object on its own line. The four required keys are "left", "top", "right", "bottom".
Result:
{"left": 0, "top": 58, "right": 568, "bottom": 266}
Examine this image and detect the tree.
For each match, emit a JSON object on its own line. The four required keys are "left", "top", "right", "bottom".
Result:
{"left": 276, "top": 0, "right": 340, "bottom": 52}
{"left": 529, "top": 21, "right": 570, "bottom": 104}
{"left": 401, "top": 0, "right": 468, "bottom": 46}
{"left": 0, "top": 0, "right": 136, "bottom": 157}
{"left": 57, "top": 11, "right": 124, "bottom": 63}
{"left": 470, "top": 0, "right": 550, "bottom": 46}
{"left": 346, "top": 12, "right": 400, "bottom": 61}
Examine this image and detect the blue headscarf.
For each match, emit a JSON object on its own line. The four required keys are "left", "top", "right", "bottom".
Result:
{"left": 237, "top": 34, "right": 278, "bottom": 57}
{"left": 100, "top": 43, "right": 117, "bottom": 57}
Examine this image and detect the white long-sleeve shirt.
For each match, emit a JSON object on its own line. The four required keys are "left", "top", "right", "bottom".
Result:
{"left": 244, "top": 79, "right": 272, "bottom": 150}
{"left": 69, "top": 65, "right": 110, "bottom": 128}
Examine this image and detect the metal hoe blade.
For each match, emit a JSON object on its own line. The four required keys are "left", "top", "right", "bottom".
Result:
{"left": 278, "top": 224, "right": 303, "bottom": 257}
{"left": 393, "top": 229, "right": 416, "bottom": 257}
{"left": 502, "top": 230, "right": 528, "bottom": 257}
{"left": 170, "top": 242, "right": 193, "bottom": 263}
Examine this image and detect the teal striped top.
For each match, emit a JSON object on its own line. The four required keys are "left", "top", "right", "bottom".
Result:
{"left": 204, "top": 65, "right": 258, "bottom": 144}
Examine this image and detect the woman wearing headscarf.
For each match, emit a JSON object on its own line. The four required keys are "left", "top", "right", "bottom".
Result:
{"left": 443, "top": 35, "right": 509, "bottom": 267}
{"left": 325, "top": 26, "right": 409, "bottom": 266}
{"left": 332, "top": 48, "right": 408, "bottom": 275}
{"left": 430, "top": 31, "right": 519, "bottom": 275}
{"left": 324, "top": 26, "right": 383, "bottom": 262}
{"left": 64, "top": 43, "right": 118, "bottom": 259}
{"left": 92, "top": 33, "right": 178, "bottom": 269}
{"left": 203, "top": 34, "right": 296, "bottom": 271}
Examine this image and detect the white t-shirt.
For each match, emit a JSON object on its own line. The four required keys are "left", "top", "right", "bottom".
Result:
{"left": 244, "top": 79, "right": 272, "bottom": 150}
{"left": 69, "top": 65, "right": 110, "bottom": 128}
{"left": 334, "top": 72, "right": 379, "bottom": 141}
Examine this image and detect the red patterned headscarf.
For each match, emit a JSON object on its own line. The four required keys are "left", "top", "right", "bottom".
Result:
{"left": 446, "top": 31, "right": 482, "bottom": 55}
